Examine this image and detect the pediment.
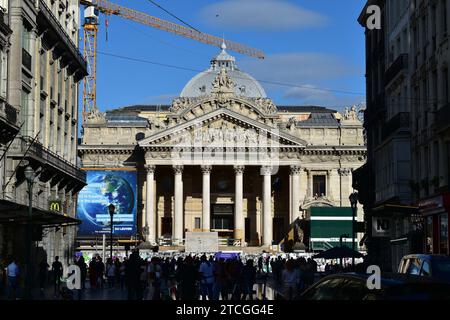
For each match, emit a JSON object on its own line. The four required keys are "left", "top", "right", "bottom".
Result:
{"left": 139, "top": 108, "right": 306, "bottom": 148}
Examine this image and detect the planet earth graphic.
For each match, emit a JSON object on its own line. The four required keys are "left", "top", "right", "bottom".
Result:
{"left": 79, "top": 172, "right": 135, "bottom": 229}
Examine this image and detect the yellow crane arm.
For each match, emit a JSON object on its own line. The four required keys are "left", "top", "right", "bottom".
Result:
{"left": 80, "top": 0, "right": 265, "bottom": 59}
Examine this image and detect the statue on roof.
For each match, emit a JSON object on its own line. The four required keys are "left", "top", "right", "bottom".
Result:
{"left": 343, "top": 105, "right": 359, "bottom": 121}
{"left": 212, "top": 66, "right": 235, "bottom": 91}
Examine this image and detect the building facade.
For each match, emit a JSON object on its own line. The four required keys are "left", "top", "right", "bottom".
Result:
{"left": 356, "top": 0, "right": 450, "bottom": 271}
{"left": 0, "top": 0, "right": 87, "bottom": 272}
{"left": 79, "top": 46, "right": 366, "bottom": 250}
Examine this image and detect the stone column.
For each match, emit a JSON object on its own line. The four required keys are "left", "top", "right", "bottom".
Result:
{"left": 307, "top": 169, "right": 313, "bottom": 198}
{"left": 173, "top": 165, "right": 184, "bottom": 244}
{"left": 234, "top": 165, "right": 245, "bottom": 242}
{"left": 290, "top": 165, "right": 301, "bottom": 223}
{"left": 201, "top": 165, "right": 212, "bottom": 232}
{"left": 261, "top": 166, "right": 272, "bottom": 246}
{"left": 145, "top": 165, "right": 156, "bottom": 244}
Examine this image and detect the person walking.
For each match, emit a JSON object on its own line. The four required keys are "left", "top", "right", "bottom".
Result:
{"left": 125, "top": 251, "right": 141, "bottom": 300}
{"left": 119, "top": 258, "right": 126, "bottom": 291}
{"left": 88, "top": 257, "right": 97, "bottom": 289}
{"left": 51, "top": 256, "right": 63, "bottom": 297}
{"left": 6, "top": 257, "right": 20, "bottom": 300}
{"left": 177, "top": 256, "right": 198, "bottom": 300}
{"left": 199, "top": 255, "right": 214, "bottom": 300}
{"left": 76, "top": 256, "right": 87, "bottom": 290}
{"left": 241, "top": 259, "right": 256, "bottom": 300}
{"left": 282, "top": 260, "right": 299, "bottom": 300}
{"left": 38, "top": 258, "right": 49, "bottom": 292}
{"left": 106, "top": 258, "right": 116, "bottom": 289}
{"left": 96, "top": 257, "right": 105, "bottom": 289}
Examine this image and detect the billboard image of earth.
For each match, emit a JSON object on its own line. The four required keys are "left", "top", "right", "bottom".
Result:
{"left": 77, "top": 170, "right": 137, "bottom": 236}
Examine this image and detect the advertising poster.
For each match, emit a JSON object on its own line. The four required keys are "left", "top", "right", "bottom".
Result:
{"left": 77, "top": 170, "right": 137, "bottom": 236}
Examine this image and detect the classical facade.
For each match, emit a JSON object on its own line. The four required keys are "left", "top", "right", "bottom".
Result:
{"left": 79, "top": 44, "right": 366, "bottom": 248}
{"left": 0, "top": 0, "right": 87, "bottom": 270}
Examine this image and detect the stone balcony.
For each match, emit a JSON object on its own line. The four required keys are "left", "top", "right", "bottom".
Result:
{"left": 8, "top": 136, "right": 86, "bottom": 193}
{"left": 0, "top": 100, "right": 19, "bottom": 144}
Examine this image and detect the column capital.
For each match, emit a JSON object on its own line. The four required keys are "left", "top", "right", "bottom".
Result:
{"left": 338, "top": 168, "right": 351, "bottom": 176}
{"left": 290, "top": 165, "right": 302, "bottom": 175}
{"left": 234, "top": 165, "right": 245, "bottom": 174}
{"left": 145, "top": 165, "right": 156, "bottom": 173}
{"left": 260, "top": 165, "right": 273, "bottom": 175}
{"left": 201, "top": 165, "right": 212, "bottom": 175}
{"left": 173, "top": 165, "right": 184, "bottom": 174}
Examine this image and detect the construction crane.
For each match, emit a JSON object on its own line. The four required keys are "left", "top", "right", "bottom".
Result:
{"left": 80, "top": 0, "right": 265, "bottom": 122}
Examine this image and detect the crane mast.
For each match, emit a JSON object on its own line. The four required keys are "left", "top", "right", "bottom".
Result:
{"left": 80, "top": 0, "right": 265, "bottom": 122}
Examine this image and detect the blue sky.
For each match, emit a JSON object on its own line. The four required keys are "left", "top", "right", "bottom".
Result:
{"left": 86, "top": 0, "right": 367, "bottom": 113}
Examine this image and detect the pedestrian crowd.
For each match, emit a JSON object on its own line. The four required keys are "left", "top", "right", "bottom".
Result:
{"left": 1, "top": 251, "right": 325, "bottom": 300}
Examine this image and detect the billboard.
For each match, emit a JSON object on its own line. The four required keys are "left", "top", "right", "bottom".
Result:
{"left": 77, "top": 170, "right": 137, "bottom": 236}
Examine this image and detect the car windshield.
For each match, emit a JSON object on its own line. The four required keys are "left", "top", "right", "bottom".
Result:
{"left": 432, "top": 260, "right": 450, "bottom": 282}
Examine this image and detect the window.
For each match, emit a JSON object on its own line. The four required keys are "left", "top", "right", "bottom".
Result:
{"left": 49, "top": 112, "right": 55, "bottom": 149}
{"left": 313, "top": 175, "right": 326, "bottom": 197}
{"left": 440, "top": 213, "right": 448, "bottom": 254}
{"left": 407, "top": 258, "right": 422, "bottom": 275}
{"left": 195, "top": 217, "right": 201, "bottom": 229}
{"left": 39, "top": 98, "right": 46, "bottom": 143}
{"left": 20, "top": 90, "right": 30, "bottom": 136}
{"left": 421, "top": 261, "right": 431, "bottom": 277}
{"left": 301, "top": 278, "right": 346, "bottom": 300}
{"left": 40, "top": 50, "right": 47, "bottom": 91}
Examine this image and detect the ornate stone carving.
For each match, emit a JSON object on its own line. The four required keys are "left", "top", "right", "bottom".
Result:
{"left": 145, "top": 165, "right": 156, "bottom": 173}
{"left": 338, "top": 168, "right": 351, "bottom": 176}
{"left": 290, "top": 165, "right": 302, "bottom": 175}
{"left": 234, "top": 165, "right": 245, "bottom": 174}
{"left": 147, "top": 117, "right": 166, "bottom": 129}
{"left": 201, "top": 165, "right": 212, "bottom": 174}
{"left": 212, "top": 66, "right": 235, "bottom": 92}
{"left": 343, "top": 105, "right": 360, "bottom": 122}
{"left": 260, "top": 165, "right": 273, "bottom": 175}
{"left": 173, "top": 165, "right": 183, "bottom": 174}
{"left": 253, "top": 98, "right": 277, "bottom": 114}
{"left": 85, "top": 107, "right": 106, "bottom": 124}
{"left": 170, "top": 97, "right": 194, "bottom": 113}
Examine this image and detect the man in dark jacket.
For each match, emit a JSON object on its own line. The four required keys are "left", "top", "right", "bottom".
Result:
{"left": 51, "top": 256, "right": 63, "bottom": 296}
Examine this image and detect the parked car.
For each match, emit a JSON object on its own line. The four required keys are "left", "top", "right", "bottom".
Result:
{"left": 398, "top": 254, "right": 450, "bottom": 283}
{"left": 299, "top": 273, "right": 450, "bottom": 300}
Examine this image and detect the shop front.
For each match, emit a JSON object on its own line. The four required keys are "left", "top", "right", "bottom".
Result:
{"left": 419, "top": 192, "right": 450, "bottom": 255}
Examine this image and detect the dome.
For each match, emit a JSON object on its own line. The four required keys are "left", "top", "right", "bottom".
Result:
{"left": 180, "top": 43, "right": 267, "bottom": 98}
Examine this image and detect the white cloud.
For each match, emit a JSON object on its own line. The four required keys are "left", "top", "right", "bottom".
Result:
{"left": 284, "top": 85, "right": 365, "bottom": 107}
{"left": 240, "top": 52, "right": 358, "bottom": 86}
{"left": 200, "top": 0, "right": 327, "bottom": 31}
{"left": 135, "top": 93, "right": 178, "bottom": 105}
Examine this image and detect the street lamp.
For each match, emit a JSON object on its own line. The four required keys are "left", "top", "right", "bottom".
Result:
{"left": 24, "top": 166, "right": 35, "bottom": 300}
{"left": 349, "top": 192, "right": 359, "bottom": 270}
{"left": 108, "top": 204, "right": 115, "bottom": 259}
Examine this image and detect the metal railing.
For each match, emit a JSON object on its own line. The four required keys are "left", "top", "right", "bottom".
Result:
{"left": 157, "top": 237, "right": 243, "bottom": 247}
{"left": 385, "top": 54, "right": 408, "bottom": 85}
{"left": 38, "top": 0, "right": 87, "bottom": 72}
{"left": 21, "top": 136, "right": 86, "bottom": 182}
{"left": 381, "top": 112, "right": 410, "bottom": 141}
{"left": 0, "top": 101, "right": 18, "bottom": 125}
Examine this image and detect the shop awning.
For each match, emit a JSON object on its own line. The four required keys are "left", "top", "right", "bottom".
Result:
{"left": 373, "top": 203, "right": 418, "bottom": 215}
{"left": 0, "top": 199, "right": 81, "bottom": 228}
